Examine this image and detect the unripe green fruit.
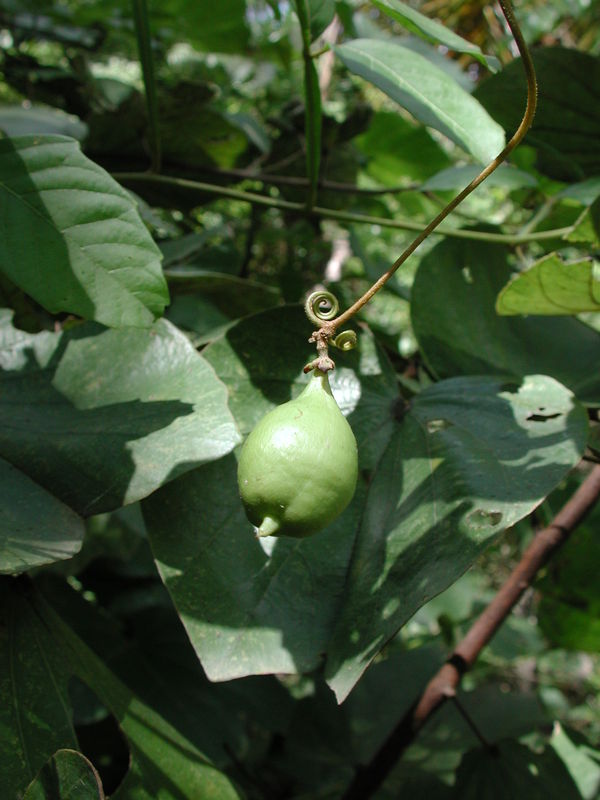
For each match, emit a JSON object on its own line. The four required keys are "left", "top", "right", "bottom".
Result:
{"left": 237, "top": 370, "right": 358, "bottom": 538}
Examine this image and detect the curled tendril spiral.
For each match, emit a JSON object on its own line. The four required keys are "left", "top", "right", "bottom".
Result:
{"left": 332, "top": 330, "right": 357, "bottom": 351}
{"left": 304, "top": 290, "right": 339, "bottom": 326}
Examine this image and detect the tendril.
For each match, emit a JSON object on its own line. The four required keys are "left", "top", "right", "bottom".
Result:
{"left": 331, "top": 330, "right": 357, "bottom": 351}
{"left": 304, "top": 291, "right": 339, "bottom": 326}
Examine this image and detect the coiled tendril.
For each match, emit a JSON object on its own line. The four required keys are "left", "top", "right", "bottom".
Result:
{"left": 303, "top": 291, "right": 357, "bottom": 373}
{"left": 331, "top": 330, "right": 357, "bottom": 351}
{"left": 304, "top": 291, "right": 339, "bottom": 325}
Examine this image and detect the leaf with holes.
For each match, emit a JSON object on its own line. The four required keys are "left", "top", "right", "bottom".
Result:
{"left": 325, "top": 374, "right": 587, "bottom": 699}
{"left": 144, "top": 307, "right": 586, "bottom": 696}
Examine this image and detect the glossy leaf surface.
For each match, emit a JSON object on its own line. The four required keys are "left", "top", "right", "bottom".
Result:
{"left": 0, "top": 311, "right": 240, "bottom": 516}
{"left": 0, "top": 136, "right": 168, "bottom": 328}
{"left": 0, "top": 456, "right": 84, "bottom": 574}
{"left": 335, "top": 39, "right": 505, "bottom": 163}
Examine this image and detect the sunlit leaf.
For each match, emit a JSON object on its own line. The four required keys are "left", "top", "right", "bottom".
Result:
{"left": 335, "top": 39, "right": 505, "bottom": 163}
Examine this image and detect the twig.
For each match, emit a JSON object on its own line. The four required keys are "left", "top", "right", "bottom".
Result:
{"left": 341, "top": 465, "right": 600, "bottom": 800}
{"left": 113, "top": 172, "right": 573, "bottom": 245}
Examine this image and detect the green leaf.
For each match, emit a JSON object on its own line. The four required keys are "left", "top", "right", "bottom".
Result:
{"left": 451, "top": 740, "right": 583, "bottom": 800}
{"left": 0, "top": 579, "right": 79, "bottom": 798}
{"left": 297, "top": 0, "right": 335, "bottom": 41}
{"left": 146, "top": 307, "right": 585, "bottom": 694}
{"left": 149, "top": 0, "right": 249, "bottom": 53}
{"left": 354, "top": 111, "right": 452, "bottom": 184}
{"left": 550, "top": 724, "right": 600, "bottom": 800}
{"left": 0, "top": 136, "right": 168, "bottom": 328}
{"left": 371, "top": 0, "right": 497, "bottom": 70}
{"left": 164, "top": 268, "right": 281, "bottom": 318}
{"left": 24, "top": 749, "right": 105, "bottom": 800}
{"left": 0, "top": 456, "right": 84, "bottom": 575}
{"left": 422, "top": 164, "right": 537, "bottom": 191}
{"left": 144, "top": 306, "right": 399, "bottom": 681}
{"left": 335, "top": 39, "right": 505, "bottom": 164}
{"left": 41, "top": 574, "right": 294, "bottom": 771}
{"left": 559, "top": 177, "right": 600, "bottom": 206}
{"left": 0, "top": 105, "right": 87, "bottom": 140}
{"left": 475, "top": 48, "right": 600, "bottom": 181}
{"left": 496, "top": 254, "right": 600, "bottom": 316}
{"left": 397, "top": 685, "right": 549, "bottom": 786}
{"left": 565, "top": 200, "right": 600, "bottom": 246}
{"left": 410, "top": 237, "right": 600, "bottom": 404}
{"left": 0, "top": 577, "right": 242, "bottom": 799}
{"left": 325, "top": 374, "right": 587, "bottom": 700}
{"left": 144, "top": 454, "right": 370, "bottom": 680}
{"left": 0, "top": 311, "right": 240, "bottom": 516}
{"left": 538, "top": 502, "right": 600, "bottom": 652}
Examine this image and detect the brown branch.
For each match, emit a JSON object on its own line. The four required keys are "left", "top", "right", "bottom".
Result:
{"left": 341, "top": 465, "right": 600, "bottom": 800}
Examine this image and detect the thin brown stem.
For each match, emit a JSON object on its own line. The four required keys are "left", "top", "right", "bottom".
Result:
{"left": 329, "top": 0, "right": 538, "bottom": 333}
{"left": 341, "top": 464, "right": 600, "bottom": 800}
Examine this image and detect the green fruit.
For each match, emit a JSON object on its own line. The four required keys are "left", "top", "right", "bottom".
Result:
{"left": 237, "top": 370, "right": 358, "bottom": 538}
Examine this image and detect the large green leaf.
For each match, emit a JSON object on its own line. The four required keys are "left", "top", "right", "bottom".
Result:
{"left": 0, "top": 136, "right": 168, "bottom": 328}
{"left": 149, "top": 0, "right": 249, "bottom": 53}
{"left": 0, "top": 311, "right": 240, "bottom": 516}
{"left": 451, "top": 740, "right": 583, "bottom": 799}
{"left": 550, "top": 725, "right": 600, "bottom": 800}
{"left": 145, "top": 307, "right": 586, "bottom": 697}
{"left": 0, "top": 579, "right": 79, "bottom": 797}
{"left": 296, "top": 0, "right": 335, "bottom": 42}
{"left": 0, "top": 456, "right": 84, "bottom": 575}
{"left": 0, "top": 577, "right": 241, "bottom": 799}
{"left": 422, "top": 164, "right": 537, "bottom": 191}
{"left": 0, "top": 105, "right": 87, "bottom": 140}
{"left": 335, "top": 39, "right": 505, "bottom": 164}
{"left": 497, "top": 254, "right": 600, "bottom": 315}
{"left": 164, "top": 267, "right": 281, "bottom": 319}
{"left": 325, "top": 374, "right": 587, "bottom": 700}
{"left": 475, "top": 48, "right": 600, "bottom": 181}
{"left": 537, "top": 490, "right": 600, "bottom": 652}
{"left": 24, "top": 750, "right": 105, "bottom": 800}
{"left": 143, "top": 452, "right": 369, "bottom": 680}
{"left": 410, "top": 237, "right": 600, "bottom": 405}
{"left": 354, "top": 111, "right": 452, "bottom": 184}
{"left": 144, "top": 306, "right": 398, "bottom": 680}
{"left": 371, "top": 0, "right": 497, "bottom": 70}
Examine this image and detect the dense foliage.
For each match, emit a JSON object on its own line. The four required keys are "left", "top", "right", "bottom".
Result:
{"left": 1, "top": 0, "right": 600, "bottom": 797}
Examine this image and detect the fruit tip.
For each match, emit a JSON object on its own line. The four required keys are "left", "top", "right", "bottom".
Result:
{"left": 257, "top": 516, "right": 280, "bottom": 538}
